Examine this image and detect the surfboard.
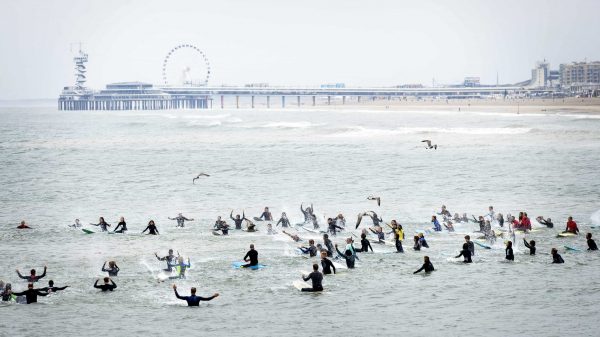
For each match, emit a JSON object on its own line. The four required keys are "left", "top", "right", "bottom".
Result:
{"left": 253, "top": 217, "right": 264, "bottom": 222}
{"left": 81, "top": 228, "right": 95, "bottom": 234}
{"left": 212, "top": 231, "right": 222, "bottom": 236}
{"left": 557, "top": 232, "right": 577, "bottom": 238}
{"left": 473, "top": 241, "right": 492, "bottom": 249}
{"left": 231, "top": 261, "right": 265, "bottom": 270}
{"left": 293, "top": 280, "right": 311, "bottom": 291}
{"left": 332, "top": 262, "right": 347, "bottom": 270}
{"left": 564, "top": 245, "right": 581, "bottom": 252}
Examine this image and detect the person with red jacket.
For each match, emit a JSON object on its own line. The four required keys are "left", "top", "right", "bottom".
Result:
{"left": 16, "top": 220, "right": 31, "bottom": 229}
{"left": 520, "top": 212, "right": 532, "bottom": 230}
{"left": 564, "top": 216, "right": 579, "bottom": 234}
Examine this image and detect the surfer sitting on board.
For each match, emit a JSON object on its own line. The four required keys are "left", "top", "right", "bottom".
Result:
{"left": 413, "top": 256, "right": 434, "bottom": 274}
{"left": 301, "top": 264, "right": 324, "bottom": 292}
{"left": 275, "top": 212, "right": 290, "bottom": 228}
{"left": 259, "top": 207, "right": 273, "bottom": 221}
{"left": 242, "top": 244, "right": 258, "bottom": 268}
{"left": 142, "top": 220, "right": 159, "bottom": 235}
{"left": 563, "top": 217, "right": 579, "bottom": 234}
{"left": 113, "top": 217, "right": 127, "bottom": 233}
{"left": 419, "top": 233, "right": 429, "bottom": 248}
{"left": 90, "top": 217, "right": 110, "bottom": 232}
{"left": 173, "top": 284, "right": 219, "bottom": 306}
{"left": 298, "top": 239, "right": 318, "bottom": 257}
{"left": 431, "top": 216, "right": 442, "bottom": 232}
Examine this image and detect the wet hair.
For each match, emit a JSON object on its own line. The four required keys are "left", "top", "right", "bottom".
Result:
{"left": 103, "top": 277, "right": 109, "bottom": 282}
{"left": 30, "top": 269, "right": 36, "bottom": 275}
{"left": 465, "top": 235, "right": 470, "bottom": 240}
{"left": 28, "top": 283, "right": 33, "bottom": 289}
{"left": 168, "top": 249, "right": 173, "bottom": 254}
{"left": 361, "top": 233, "right": 366, "bottom": 239}
{"left": 109, "top": 261, "right": 116, "bottom": 268}
{"left": 149, "top": 220, "right": 155, "bottom": 225}
{"left": 551, "top": 248, "right": 557, "bottom": 254}
{"left": 530, "top": 240, "right": 536, "bottom": 246}
{"left": 462, "top": 243, "right": 468, "bottom": 249}
{"left": 99, "top": 217, "right": 105, "bottom": 223}
{"left": 309, "top": 239, "right": 314, "bottom": 245}
{"left": 345, "top": 250, "right": 352, "bottom": 256}
{"left": 424, "top": 256, "right": 430, "bottom": 262}
{"left": 586, "top": 233, "right": 592, "bottom": 239}
{"left": 250, "top": 244, "right": 255, "bottom": 249}
{"left": 506, "top": 241, "right": 513, "bottom": 248}
{"left": 414, "top": 236, "right": 419, "bottom": 242}
{"left": 191, "top": 287, "right": 197, "bottom": 294}
{"left": 49, "top": 280, "right": 54, "bottom": 286}
{"left": 312, "top": 263, "right": 319, "bottom": 271}
{"left": 323, "top": 234, "right": 329, "bottom": 239}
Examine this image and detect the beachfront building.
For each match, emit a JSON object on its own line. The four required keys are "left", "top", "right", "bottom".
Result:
{"left": 560, "top": 61, "right": 600, "bottom": 86}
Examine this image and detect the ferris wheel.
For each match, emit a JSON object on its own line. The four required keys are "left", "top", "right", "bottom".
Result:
{"left": 162, "top": 44, "right": 211, "bottom": 86}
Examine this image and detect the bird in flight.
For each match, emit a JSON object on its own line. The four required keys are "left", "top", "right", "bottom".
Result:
{"left": 421, "top": 140, "right": 437, "bottom": 150}
{"left": 367, "top": 196, "right": 381, "bottom": 206}
{"left": 193, "top": 173, "right": 210, "bottom": 184}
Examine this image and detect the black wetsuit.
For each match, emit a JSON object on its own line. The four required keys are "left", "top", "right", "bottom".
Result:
{"left": 505, "top": 247, "right": 514, "bottom": 261}
{"left": 94, "top": 280, "right": 117, "bottom": 291}
{"left": 523, "top": 239, "right": 536, "bottom": 255}
{"left": 259, "top": 212, "right": 273, "bottom": 221}
{"left": 142, "top": 224, "right": 159, "bottom": 235}
{"left": 456, "top": 249, "right": 472, "bottom": 263}
{"left": 113, "top": 221, "right": 127, "bottom": 233}
{"left": 552, "top": 253, "right": 564, "bottom": 264}
{"left": 419, "top": 237, "right": 429, "bottom": 248}
{"left": 243, "top": 249, "right": 258, "bottom": 267}
{"left": 276, "top": 216, "right": 290, "bottom": 228}
{"left": 302, "top": 271, "right": 323, "bottom": 292}
{"left": 157, "top": 254, "right": 177, "bottom": 272}
{"left": 324, "top": 239, "right": 334, "bottom": 257}
{"left": 335, "top": 247, "right": 355, "bottom": 269}
{"left": 359, "top": 238, "right": 373, "bottom": 252}
{"left": 328, "top": 219, "right": 343, "bottom": 236}
{"left": 174, "top": 289, "right": 217, "bottom": 306}
{"left": 321, "top": 258, "right": 336, "bottom": 275}
{"left": 17, "top": 269, "right": 46, "bottom": 282}
{"left": 538, "top": 219, "right": 554, "bottom": 228}
{"left": 172, "top": 216, "right": 191, "bottom": 227}
{"left": 92, "top": 222, "right": 110, "bottom": 232}
{"left": 230, "top": 214, "right": 245, "bottom": 230}
{"left": 299, "top": 246, "right": 318, "bottom": 257}
{"left": 369, "top": 213, "right": 383, "bottom": 227}
{"left": 498, "top": 216, "right": 504, "bottom": 227}
{"left": 370, "top": 229, "right": 385, "bottom": 242}
{"left": 414, "top": 261, "right": 434, "bottom": 274}
{"left": 39, "top": 286, "right": 68, "bottom": 293}
{"left": 588, "top": 239, "right": 599, "bottom": 251}
{"left": 466, "top": 241, "right": 475, "bottom": 256}
{"left": 12, "top": 288, "right": 48, "bottom": 304}
{"left": 102, "top": 264, "right": 120, "bottom": 276}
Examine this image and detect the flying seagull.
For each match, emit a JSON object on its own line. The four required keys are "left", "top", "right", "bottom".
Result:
{"left": 367, "top": 196, "right": 381, "bottom": 206}
{"left": 421, "top": 140, "right": 437, "bottom": 150}
{"left": 193, "top": 173, "right": 210, "bottom": 184}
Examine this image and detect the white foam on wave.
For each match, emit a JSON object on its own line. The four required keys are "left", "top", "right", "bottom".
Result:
{"left": 261, "top": 121, "right": 324, "bottom": 129}
{"left": 182, "top": 113, "right": 231, "bottom": 120}
{"left": 561, "top": 114, "right": 600, "bottom": 120}
{"left": 328, "top": 126, "right": 532, "bottom": 138}
{"left": 186, "top": 120, "right": 222, "bottom": 127}
{"left": 591, "top": 209, "right": 600, "bottom": 225}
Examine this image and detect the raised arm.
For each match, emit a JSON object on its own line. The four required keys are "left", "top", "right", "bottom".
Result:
{"left": 523, "top": 239, "right": 531, "bottom": 248}
{"left": 198, "top": 294, "right": 219, "bottom": 301}
{"left": 230, "top": 211, "right": 235, "bottom": 221}
{"left": 331, "top": 261, "right": 336, "bottom": 274}
{"left": 110, "top": 280, "right": 117, "bottom": 289}
{"left": 174, "top": 288, "right": 186, "bottom": 300}
{"left": 16, "top": 270, "right": 27, "bottom": 279}
{"left": 93, "top": 280, "right": 101, "bottom": 289}
{"left": 102, "top": 262, "right": 108, "bottom": 272}
{"left": 368, "top": 241, "right": 374, "bottom": 252}
{"left": 36, "top": 267, "right": 47, "bottom": 280}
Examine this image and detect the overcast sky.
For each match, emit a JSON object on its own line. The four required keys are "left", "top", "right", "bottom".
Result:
{"left": 1, "top": 0, "right": 598, "bottom": 99}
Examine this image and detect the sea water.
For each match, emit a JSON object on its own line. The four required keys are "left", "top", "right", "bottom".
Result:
{"left": 0, "top": 105, "right": 599, "bottom": 336}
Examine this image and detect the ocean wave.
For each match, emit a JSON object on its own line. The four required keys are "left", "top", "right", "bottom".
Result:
{"left": 328, "top": 126, "right": 532, "bottom": 137}
{"left": 185, "top": 120, "right": 222, "bottom": 127}
{"left": 260, "top": 121, "right": 324, "bottom": 129}
{"left": 182, "top": 113, "right": 231, "bottom": 120}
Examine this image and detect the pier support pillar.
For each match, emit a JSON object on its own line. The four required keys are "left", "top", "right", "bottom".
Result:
{"left": 251, "top": 96, "right": 255, "bottom": 109}
{"left": 236, "top": 96, "right": 239, "bottom": 109}
{"left": 281, "top": 96, "right": 285, "bottom": 108}
{"left": 358, "top": 96, "right": 361, "bottom": 103}
{"left": 342, "top": 96, "right": 346, "bottom": 105}
{"left": 312, "top": 96, "right": 316, "bottom": 106}
{"left": 267, "top": 96, "right": 270, "bottom": 108}
{"left": 327, "top": 96, "right": 331, "bottom": 105}
{"left": 221, "top": 95, "right": 224, "bottom": 109}
{"left": 297, "top": 96, "right": 301, "bottom": 107}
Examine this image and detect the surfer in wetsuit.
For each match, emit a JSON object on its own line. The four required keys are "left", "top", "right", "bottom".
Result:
{"left": 276, "top": 212, "right": 290, "bottom": 228}
{"left": 536, "top": 216, "right": 553, "bottom": 228}
{"left": 259, "top": 207, "right": 273, "bottom": 221}
{"left": 587, "top": 233, "right": 598, "bottom": 251}
{"left": 300, "top": 203, "right": 314, "bottom": 222}
{"left": 523, "top": 239, "right": 536, "bottom": 255}
{"left": 564, "top": 216, "right": 579, "bottom": 234}
{"left": 419, "top": 233, "right": 429, "bottom": 248}
{"left": 142, "top": 220, "right": 159, "bottom": 235}
{"left": 327, "top": 217, "right": 344, "bottom": 236}
{"left": 505, "top": 241, "right": 514, "bottom": 261}
{"left": 551, "top": 248, "right": 564, "bottom": 263}
{"left": 168, "top": 256, "right": 191, "bottom": 279}
{"left": 369, "top": 226, "right": 385, "bottom": 243}
{"left": 113, "top": 217, "right": 127, "bottom": 233}
{"left": 388, "top": 221, "right": 404, "bottom": 253}
{"left": 431, "top": 215, "right": 442, "bottom": 231}
{"left": 244, "top": 219, "right": 256, "bottom": 232}
{"left": 12, "top": 283, "right": 48, "bottom": 304}
{"left": 39, "top": 280, "right": 69, "bottom": 293}
{"left": 464, "top": 235, "right": 474, "bottom": 256}
{"left": 173, "top": 284, "right": 219, "bottom": 306}
{"left": 102, "top": 261, "right": 120, "bottom": 276}
{"left": 322, "top": 234, "right": 334, "bottom": 257}
{"left": 357, "top": 233, "right": 374, "bottom": 252}
{"left": 413, "top": 256, "right": 434, "bottom": 274}
{"left": 155, "top": 249, "right": 178, "bottom": 272}
{"left": 94, "top": 277, "right": 117, "bottom": 291}
{"left": 230, "top": 211, "right": 247, "bottom": 230}
{"left": 320, "top": 251, "right": 336, "bottom": 275}
{"left": 90, "top": 217, "right": 110, "bottom": 232}
{"left": 169, "top": 213, "right": 194, "bottom": 228}
{"left": 1, "top": 283, "right": 13, "bottom": 301}
{"left": 413, "top": 236, "right": 421, "bottom": 251}
{"left": 17, "top": 220, "right": 31, "bottom": 229}
{"left": 283, "top": 230, "right": 302, "bottom": 242}
{"left": 299, "top": 239, "right": 318, "bottom": 257}
{"left": 16, "top": 266, "right": 46, "bottom": 282}
{"left": 301, "top": 264, "right": 324, "bottom": 292}
{"left": 242, "top": 244, "right": 259, "bottom": 268}
{"left": 69, "top": 219, "right": 82, "bottom": 228}
{"left": 334, "top": 244, "right": 355, "bottom": 269}
{"left": 455, "top": 243, "right": 472, "bottom": 263}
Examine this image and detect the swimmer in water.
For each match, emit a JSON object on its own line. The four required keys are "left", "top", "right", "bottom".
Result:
{"left": 536, "top": 216, "right": 554, "bottom": 228}
{"left": 299, "top": 239, "right": 318, "bottom": 257}
{"left": 327, "top": 217, "right": 344, "bottom": 236}
{"left": 242, "top": 244, "right": 259, "bottom": 268}
{"left": 90, "top": 217, "right": 111, "bottom": 232}
{"left": 413, "top": 236, "right": 421, "bottom": 251}
{"left": 155, "top": 249, "right": 178, "bottom": 272}
{"left": 322, "top": 234, "right": 334, "bottom": 257}
{"left": 142, "top": 220, "right": 159, "bottom": 235}
{"left": 497, "top": 213, "right": 505, "bottom": 227}
{"left": 173, "top": 284, "right": 219, "bottom": 306}
{"left": 320, "top": 251, "right": 336, "bottom": 275}
{"left": 464, "top": 235, "right": 474, "bottom": 256}
{"left": 300, "top": 203, "right": 314, "bottom": 223}
{"left": 418, "top": 233, "right": 429, "bottom": 248}
{"left": 357, "top": 233, "right": 374, "bottom": 253}
{"left": 431, "top": 215, "right": 441, "bottom": 232}
{"left": 455, "top": 243, "right": 472, "bottom": 263}
{"left": 439, "top": 205, "right": 451, "bottom": 218}
{"left": 17, "top": 220, "right": 31, "bottom": 229}
{"left": 413, "top": 256, "right": 434, "bottom": 274}
{"left": 16, "top": 266, "right": 47, "bottom": 282}
{"left": 94, "top": 277, "right": 117, "bottom": 291}
{"left": 230, "top": 210, "right": 247, "bottom": 230}
{"left": 301, "top": 264, "right": 324, "bottom": 292}
{"left": 334, "top": 244, "right": 355, "bottom": 269}
{"left": 102, "top": 261, "right": 120, "bottom": 276}
{"left": 169, "top": 213, "right": 194, "bottom": 228}
{"left": 369, "top": 226, "right": 385, "bottom": 243}
{"left": 12, "top": 283, "right": 49, "bottom": 304}
{"left": 69, "top": 219, "right": 82, "bottom": 228}
{"left": 113, "top": 216, "right": 127, "bottom": 233}
{"left": 39, "top": 280, "right": 69, "bottom": 293}
{"left": 551, "top": 248, "right": 564, "bottom": 264}
{"left": 259, "top": 207, "right": 273, "bottom": 221}
{"left": 276, "top": 212, "right": 290, "bottom": 228}
{"left": 505, "top": 241, "right": 514, "bottom": 261}
{"left": 283, "top": 230, "right": 302, "bottom": 242}
{"left": 523, "top": 239, "right": 536, "bottom": 255}
{"left": 267, "top": 224, "right": 276, "bottom": 235}
{"left": 587, "top": 233, "right": 598, "bottom": 251}
{"left": 563, "top": 216, "right": 579, "bottom": 234}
